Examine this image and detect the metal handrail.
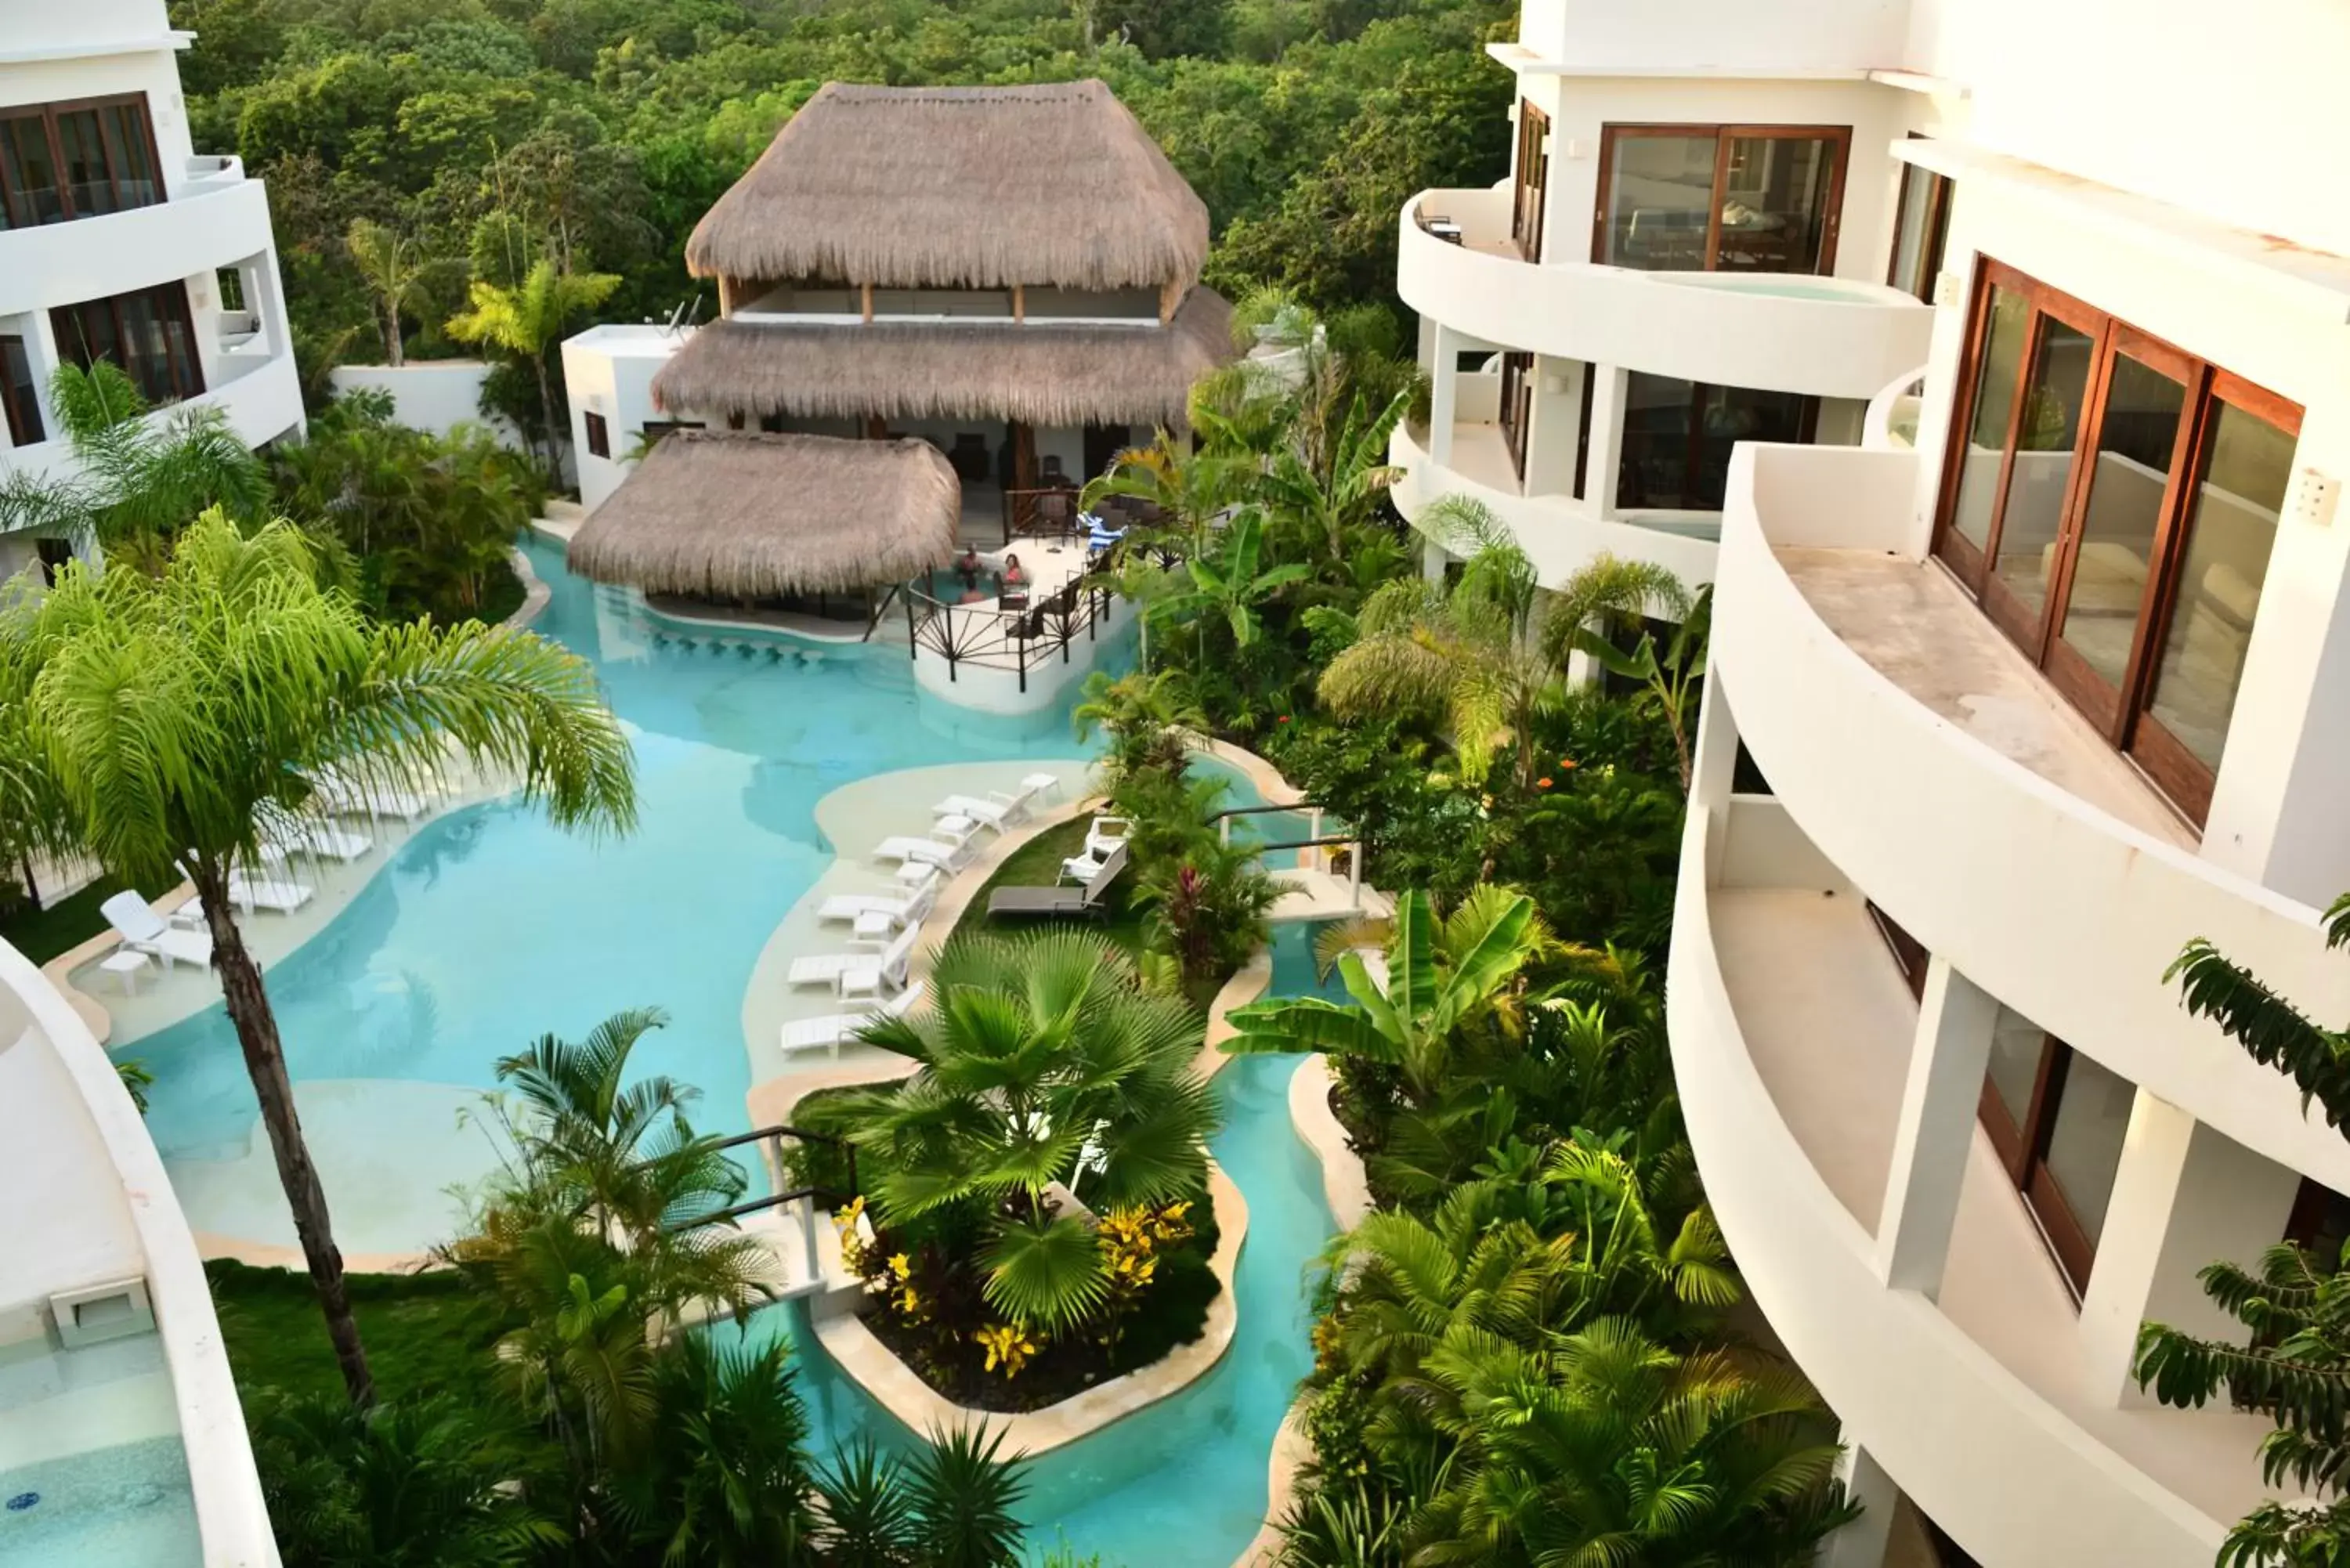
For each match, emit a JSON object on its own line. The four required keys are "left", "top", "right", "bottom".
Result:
{"left": 904, "top": 564, "right": 1116, "bottom": 695}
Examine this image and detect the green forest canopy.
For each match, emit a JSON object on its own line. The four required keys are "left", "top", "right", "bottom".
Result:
{"left": 172, "top": 0, "right": 1517, "bottom": 374}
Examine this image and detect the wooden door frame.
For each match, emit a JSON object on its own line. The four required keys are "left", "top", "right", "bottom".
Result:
{"left": 1499, "top": 351, "right": 1534, "bottom": 482}
{"left": 2124, "top": 371, "right": 2305, "bottom": 821}
{"left": 0, "top": 92, "right": 164, "bottom": 227}
{"left": 1887, "top": 144, "right": 1953, "bottom": 300}
{"left": 1512, "top": 100, "right": 1551, "bottom": 262}
{"left": 1976, "top": 1033, "right": 2099, "bottom": 1299}
{"left": 2039, "top": 323, "right": 2203, "bottom": 742}
{"left": 1974, "top": 284, "right": 2106, "bottom": 658}
{"left": 1589, "top": 123, "right": 1850, "bottom": 273}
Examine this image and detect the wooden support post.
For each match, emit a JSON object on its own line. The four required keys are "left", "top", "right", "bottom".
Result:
{"left": 718, "top": 276, "right": 736, "bottom": 316}
{"left": 1159, "top": 278, "right": 1180, "bottom": 325}
{"left": 1012, "top": 284, "right": 1025, "bottom": 323}
{"left": 860, "top": 281, "right": 874, "bottom": 323}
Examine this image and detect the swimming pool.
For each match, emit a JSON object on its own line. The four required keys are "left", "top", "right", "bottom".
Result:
{"left": 118, "top": 539, "right": 1102, "bottom": 1253}
{"left": 113, "top": 537, "right": 1346, "bottom": 1564}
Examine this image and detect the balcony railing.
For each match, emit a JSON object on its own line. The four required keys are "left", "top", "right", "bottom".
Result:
{"left": 1397, "top": 188, "right": 1934, "bottom": 400}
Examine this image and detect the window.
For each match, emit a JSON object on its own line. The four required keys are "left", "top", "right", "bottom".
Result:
{"left": 50, "top": 283, "right": 202, "bottom": 406}
{"left": 1887, "top": 148, "right": 1952, "bottom": 302}
{"left": 1594, "top": 125, "right": 1849, "bottom": 274}
{"left": 216, "top": 266, "right": 248, "bottom": 313}
{"left": 1932, "top": 261, "right": 2302, "bottom": 822}
{"left": 1512, "top": 100, "right": 1550, "bottom": 262}
{"left": 1618, "top": 373, "right": 1817, "bottom": 511}
{"left": 1867, "top": 902, "right": 1928, "bottom": 1001}
{"left": 0, "top": 337, "right": 43, "bottom": 447}
{"left": 1498, "top": 351, "right": 1534, "bottom": 482}
{"left": 1976, "top": 1013, "right": 2136, "bottom": 1297}
{"left": 0, "top": 96, "right": 162, "bottom": 229}
{"left": 583, "top": 411, "right": 610, "bottom": 459}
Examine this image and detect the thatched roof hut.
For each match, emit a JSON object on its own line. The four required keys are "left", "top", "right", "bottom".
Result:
{"left": 685, "top": 80, "right": 1209, "bottom": 291}
{"left": 651, "top": 287, "right": 1233, "bottom": 429}
{"left": 566, "top": 431, "right": 959, "bottom": 598}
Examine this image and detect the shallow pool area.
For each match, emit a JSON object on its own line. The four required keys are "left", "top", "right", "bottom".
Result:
{"left": 0, "top": 1334, "right": 197, "bottom": 1568}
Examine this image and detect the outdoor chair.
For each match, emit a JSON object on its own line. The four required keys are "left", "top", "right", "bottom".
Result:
{"left": 786, "top": 919, "right": 923, "bottom": 993}
{"left": 100, "top": 890, "right": 212, "bottom": 970}
{"left": 987, "top": 844, "right": 1128, "bottom": 920}
{"left": 779, "top": 981, "right": 927, "bottom": 1059}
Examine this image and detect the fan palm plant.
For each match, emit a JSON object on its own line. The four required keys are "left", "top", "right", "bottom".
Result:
{"left": 1222, "top": 887, "right": 1553, "bottom": 1109}
{"left": 0, "top": 514, "right": 636, "bottom": 1407}
{"left": 1408, "top": 1317, "right": 1856, "bottom": 1568}
{"left": 0, "top": 360, "right": 271, "bottom": 566}
{"left": 839, "top": 930, "right": 1220, "bottom": 1331}
{"left": 1540, "top": 564, "right": 1704, "bottom": 791}
{"left": 445, "top": 257, "right": 620, "bottom": 481}
{"left": 604, "top": 1332, "right": 819, "bottom": 1567}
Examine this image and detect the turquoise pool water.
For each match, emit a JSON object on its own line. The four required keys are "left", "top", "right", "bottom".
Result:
{"left": 124, "top": 539, "right": 1094, "bottom": 1214}
{"left": 118, "top": 537, "right": 1344, "bottom": 1564}
{"left": 0, "top": 1436, "right": 198, "bottom": 1567}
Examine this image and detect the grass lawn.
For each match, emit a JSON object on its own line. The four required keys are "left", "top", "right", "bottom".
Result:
{"left": 956, "top": 816, "right": 1147, "bottom": 959}
{"left": 205, "top": 1260, "right": 504, "bottom": 1406}
{"left": 0, "top": 871, "right": 130, "bottom": 965}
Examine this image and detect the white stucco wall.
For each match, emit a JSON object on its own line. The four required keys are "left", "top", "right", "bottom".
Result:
{"left": 327, "top": 361, "right": 529, "bottom": 450}
{"left": 562, "top": 325, "right": 688, "bottom": 510}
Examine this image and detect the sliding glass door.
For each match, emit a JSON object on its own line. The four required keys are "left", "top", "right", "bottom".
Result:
{"left": 1594, "top": 125, "right": 1849, "bottom": 275}
{"left": 1932, "top": 261, "right": 2301, "bottom": 822}
{"left": 1512, "top": 101, "right": 1549, "bottom": 262}
{"left": 1978, "top": 1013, "right": 2135, "bottom": 1298}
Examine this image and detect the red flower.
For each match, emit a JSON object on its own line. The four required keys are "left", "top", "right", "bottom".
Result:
{"left": 1535, "top": 777, "right": 1553, "bottom": 789}
{"left": 1277, "top": 715, "right": 1291, "bottom": 724}
{"left": 1559, "top": 757, "right": 1578, "bottom": 769}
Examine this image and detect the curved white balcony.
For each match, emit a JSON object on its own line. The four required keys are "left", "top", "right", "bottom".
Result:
{"left": 0, "top": 938, "right": 276, "bottom": 1566}
{"left": 1397, "top": 188, "right": 1933, "bottom": 400}
{"left": 0, "top": 176, "right": 276, "bottom": 318}
{"left": 1390, "top": 420, "right": 1719, "bottom": 588}
{"left": 2, "top": 347, "right": 303, "bottom": 490}
{"left": 1712, "top": 440, "right": 2350, "bottom": 1192}
{"left": 1668, "top": 808, "right": 2265, "bottom": 1567}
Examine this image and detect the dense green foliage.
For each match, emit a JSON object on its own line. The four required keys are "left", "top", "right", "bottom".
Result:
{"left": 230, "top": 1014, "right": 1037, "bottom": 1566}
{"left": 2135, "top": 893, "right": 2350, "bottom": 1566}
{"left": 171, "top": 0, "right": 1516, "bottom": 395}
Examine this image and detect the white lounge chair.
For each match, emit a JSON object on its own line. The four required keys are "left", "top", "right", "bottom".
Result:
{"left": 226, "top": 869, "right": 315, "bottom": 914}
{"left": 779, "top": 982, "right": 927, "bottom": 1058}
{"left": 1000, "top": 773, "right": 1059, "bottom": 811}
{"left": 276, "top": 821, "right": 372, "bottom": 863}
{"left": 817, "top": 869, "right": 939, "bottom": 927}
{"left": 786, "top": 921, "right": 922, "bottom": 995}
{"left": 870, "top": 836, "right": 973, "bottom": 872}
{"left": 931, "top": 795, "right": 1017, "bottom": 832}
{"left": 1083, "top": 815, "right": 1132, "bottom": 858}
{"left": 314, "top": 768, "right": 428, "bottom": 822}
{"left": 99, "top": 891, "right": 212, "bottom": 970}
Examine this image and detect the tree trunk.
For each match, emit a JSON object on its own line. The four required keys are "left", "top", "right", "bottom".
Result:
{"left": 533, "top": 356, "right": 561, "bottom": 486}
{"left": 382, "top": 303, "right": 404, "bottom": 368}
{"left": 190, "top": 858, "right": 376, "bottom": 1407}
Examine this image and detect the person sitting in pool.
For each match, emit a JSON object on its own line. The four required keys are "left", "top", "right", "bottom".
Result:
{"left": 954, "top": 544, "right": 983, "bottom": 591}
{"left": 1000, "top": 553, "right": 1028, "bottom": 589}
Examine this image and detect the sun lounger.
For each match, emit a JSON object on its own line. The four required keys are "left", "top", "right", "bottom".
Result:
{"left": 818, "top": 869, "right": 938, "bottom": 927}
{"left": 787, "top": 920, "right": 923, "bottom": 994}
{"left": 1083, "top": 815, "right": 1131, "bottom": 857}
{"left": 314, "top": 768, "right": 428, "bottom": 822}
{"left": 284, "top": 822, "right": 372, "bottom": 862}
{"left": 779, "top": 982, "right": 927, "bottom": 1058}
{"left": 931, "top": 795, "right": 1017, "bottom": 832}
{"left": 989, "top": 844, "right": 1129, "bottom": 920}
{"left": 871, "top": 836, "right": 973, "bottom": 872}
{"left": 99, "top": 891, "right": 212, "bottom": 970}
{"left": 226, "top": 869, "right": 315, "bottom": 914}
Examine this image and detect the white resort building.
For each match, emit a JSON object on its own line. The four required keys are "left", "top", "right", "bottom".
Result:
{"left": 1402, "top": 1, "right": 2350, "bottom": 1565}
{"left": 0, "top": 0, "right": 301, "bottom": 583}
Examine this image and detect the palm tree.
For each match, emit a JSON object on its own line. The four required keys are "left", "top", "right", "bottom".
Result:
{"left": 1153, "top": 508, "right": 1312, "bottom": 649}
{"left": 0, "top": 514, "right": 637, "bottom": 1407}
{"left": 840, "top": 930, "right": 1220, "bottom": 1331}
{"left": 605, "top": 1334, "right": 819, "bottom": 1566}
{"left": 1538, "top": 555, "right": 1701, "bottom": 790}
{"left": 346, "top": 217, "right": 425, "bottom": 367}
{"left": 1409, "top": 1317, "right": 1856, "bottom": 1567}
{"left": 249, "top": 1390, "right": 557, "bottom": 1567}
{"left": 1072, "top": 667, "right": 1202, "bottom": 787}
{"left": 0, "top": 361, "right": 270, "bottom": 565}
{"left": 1317, "top": 500, "right": 1550, "bottom": 788}
{"left": 490, "top": 1007, "right": 755, "bottom": 1250}
{"left": 1223, "top": 887, "right": 1553, "bottom": 1109}
{"left": 446, "top": 258, "right": 620, "bottom": 482}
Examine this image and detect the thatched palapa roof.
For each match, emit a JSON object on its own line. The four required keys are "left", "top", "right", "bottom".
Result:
{"left": 685, "top": 80, "right": 1209, "bottom": 291}
{"left": 653, "top": 287, "right": 1233, "bottom": 430}
{"left": 566, "top": 432, "right": 958, "bottom": 598}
